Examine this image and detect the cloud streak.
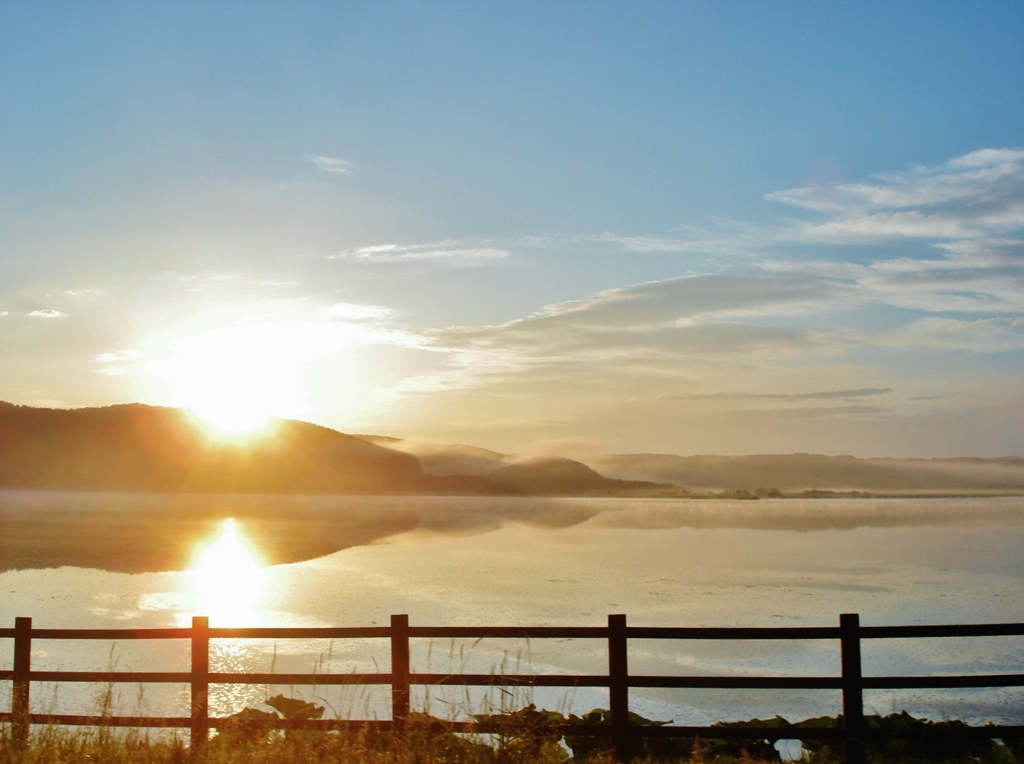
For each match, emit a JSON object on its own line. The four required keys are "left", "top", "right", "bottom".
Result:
{"left": 28, "top": 309, "right": 66, "bottom": 318}
{"left": 320, "top": 302, "right": 393, "bottom": 320}
{"left": 671, "top": 388, "right": 894, "bottom": 401}
{"left": 746, "top": 149, "right": 1024, "bottom": 319}
{"left": 377, "top": 148, "right": 1024, "bottom": 454}
{"left": 768, "top": 148, "right": 1024, "bottom": 243}
{"left": 309, "top": 155, "right": 355, "bottom": 175}
{"left": 332, "top": 240, "right": 509, "bottom": 266}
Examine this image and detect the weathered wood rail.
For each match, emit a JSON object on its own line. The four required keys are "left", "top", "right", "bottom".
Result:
{"left": 1, "top": 613, "right": 1022, "bottom": 763}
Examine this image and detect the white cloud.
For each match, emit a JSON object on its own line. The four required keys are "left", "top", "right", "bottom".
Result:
{"left": 766, "top": 147, "right": 1024, "bottom": 243}
{"left": 949, "top": 148, "right": 1024, "bottom": 168}
{"left": 673, "top": 388, "right": 893, "bottom": 401}
{"left": 94, "top": 349, "right": 146, "bottom": 364}
{"left": 584, "top": 232, "right": 703, "bottom": 252}
{"left": 934, "top": 238, "right": 1024, "bottom": 266}
{"left": 92, "top": 348, "right": 149, "bottom": 378}
{"left": 802, "top": 211, "right": 975, "bottom": 241}
{"left": 761, "top": 247, "right": 1024, "bottom": 315}
{"left": 332, "top": 240, "right": 509, "bottom": 266}
{"left": 731, "top": 148, "right": 1024, "bottom": 318}
{"left": 400, "top": 145, "right": 1024, "bottom": 449}
{"left": 309, "top": 155, "right": 355, "bottom": 175}
{"left": 427, "top": 274, "right": 847, "bottom": 378}
{"left": 320, "top": 302, "right": 393, "bottom": 320}
{"left": 880, "top": 316, "right": 1024, "bottom": 353}
{"left": 580, "top": 224, "right": 760, "bottom": 257}
{"left": 28, "top": 309, "right": 66, "bottom": 318}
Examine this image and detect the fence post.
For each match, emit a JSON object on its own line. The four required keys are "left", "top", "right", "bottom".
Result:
{"left": 190, "top": 616, "right": 210, "bottom": 754}
{"left": 840, "top": 613, "right": 864, "bottom": 764}
{"left": 608, "top": 613, "right": 631, "bottom": 762}
{"left": 12, "top": 617, "right": 32, "bottom": 749}
{"left": 391, "top": 614, "right": 410, "bottom": 737}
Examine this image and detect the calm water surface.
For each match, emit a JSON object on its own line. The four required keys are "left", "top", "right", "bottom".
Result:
{"left": 1, "top": 493, "right": 1022, "bottom": 730}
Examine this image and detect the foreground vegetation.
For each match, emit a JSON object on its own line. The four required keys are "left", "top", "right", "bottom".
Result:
{"left": 2, "top": 704, "right": 1022, "bottom": 764}
{"left": 1, "top": 726, "right": 791, "bottom": 764}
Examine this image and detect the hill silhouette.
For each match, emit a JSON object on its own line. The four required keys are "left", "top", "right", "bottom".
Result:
{"left": 358, "top": 434, "right": 508, "bottom": 476}
{"left": 0, "top": 403, "right": 677, "bottom": 497}
{"left": 0, "top": 402, "right": 423, "bottom": 494}
{"left": 482, "top": 457, "right": 677, "bottom": 496}
{"left": 5, "top": 402, "right": 1021, "bottom": 497}
{"left": 411, "top": 456, "right": 682, "bottom": 497}
{"left": 353, "top": 436, "right": 1024, "bottom": 495}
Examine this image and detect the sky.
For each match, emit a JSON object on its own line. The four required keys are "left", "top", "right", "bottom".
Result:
{"left": 1, "top": 1, "right": 1023, "bottom": 457}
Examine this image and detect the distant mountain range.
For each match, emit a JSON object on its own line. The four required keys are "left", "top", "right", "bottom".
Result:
{"left": 357, "top": 437, "right": 1024, "bottom": 495}
{"left": 2, "top": 402, "right": 1022, "bottom": 496}
{"left": 582, "top": 452, "right": 1024, "bottom": 493}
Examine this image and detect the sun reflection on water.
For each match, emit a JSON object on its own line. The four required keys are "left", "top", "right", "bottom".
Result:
{"left": 188, "top": 519, "right": 267, "bottom": 626}
{"left": 209, "top": 640, "right": 270, "bottom": 715}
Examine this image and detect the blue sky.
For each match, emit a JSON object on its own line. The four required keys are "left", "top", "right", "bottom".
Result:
{"left": 1, "top": 1, "right": 1022, "bottom": 456}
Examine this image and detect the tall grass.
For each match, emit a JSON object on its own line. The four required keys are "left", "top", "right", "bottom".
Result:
{"left": 0, "top": 723, "right": 801, "bottom": 764}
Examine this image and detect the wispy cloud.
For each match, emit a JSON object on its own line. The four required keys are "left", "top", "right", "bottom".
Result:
{"left": 393, "top": 150, "right": 1024, "bottom": 453}
{"left": 332, "top": 240, "right": 509, "bottom": 266}
{"left": 879, "top": 316, "right": 1024, "bottom": 352}
{"left": 740, "top": 149, "right": 1024, "bottom": 318}
{"left": 761, "top": 255, "right": 1024, "bottom": 314}
{"left": 28, "top": 309, "right": 66, "bottom": 318}
{"left": 309, "top": 155, "right": 355, "bottom": 175}
{"left": 671, "top": 388, "right": 893, "bottom": 401}
{"left": 768, "top": 148, "right": 1024, "bottom": 243}
{"left": 580, "top": 224, "right": 759, "bottom": 257}
{"left": 435, "top": 274, "right": 836, "bottom": 349}
{"left": 424, "top": 273, "right": 851, "bottom": 401}
{"left": 583, "top": 232, "right": 707, "bottom": 252}
{"left": 320, "top": 302, "right": 393, "bottom": 320}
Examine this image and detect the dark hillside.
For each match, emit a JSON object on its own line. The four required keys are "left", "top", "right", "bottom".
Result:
{"left": 0, "top": 402, "right": 424, "bottom": 493}
{"left": 0, "top": 403, "right": 672, "bottom": 497}
{"left": 419, "top": 454, "right": 684, "bottom": 497}
{"left": 355, "top": 435, "right": 510, "bottom": 476}
{"left": 488, "top": 457, "right": 623, "bottom": 494}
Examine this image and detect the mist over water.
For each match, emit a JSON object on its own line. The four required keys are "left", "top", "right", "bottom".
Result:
{"left": 1, "top": 492, "right": 1022, "bottom": 731}
{"left": 3, "top": 491, "right": 1021, "bottom": 573}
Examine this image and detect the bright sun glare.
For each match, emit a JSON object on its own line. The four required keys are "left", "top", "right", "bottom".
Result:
{"left": 153, "top": 322, "right": 318, "bottom": 438}
{"left": 194, "top": 407, "right": 272, "bottom": 438}
{"left": 189, "top": 519, "right": 267, "bottom": 624}
{"left": 148, "top": 316, "right": 381, "bottom": 438}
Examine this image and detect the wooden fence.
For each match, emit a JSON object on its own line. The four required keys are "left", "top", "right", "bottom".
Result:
{"left": 1, "top": 613, "right": 1023, "bottom": 763}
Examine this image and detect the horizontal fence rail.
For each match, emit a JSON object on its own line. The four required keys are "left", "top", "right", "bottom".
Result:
{"left": 2, "top": 614, "right": 1023, "bottom": 764}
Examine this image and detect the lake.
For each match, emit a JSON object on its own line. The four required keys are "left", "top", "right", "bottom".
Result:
{"left": 1, "top": 492, "right": 1022, "bottom": 738}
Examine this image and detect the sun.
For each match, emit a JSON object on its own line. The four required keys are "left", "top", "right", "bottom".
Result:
{"left": 147, "top": 315, "right": 382, "bottom": 438}
{"left": 189, "top": 519, "right": 267, "bottom": 624}
{"left": 152, "top": 322, "right": 312, "bottom": 438}
{"left": 190, "top": 404, "right": 272, "bottom": 438}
